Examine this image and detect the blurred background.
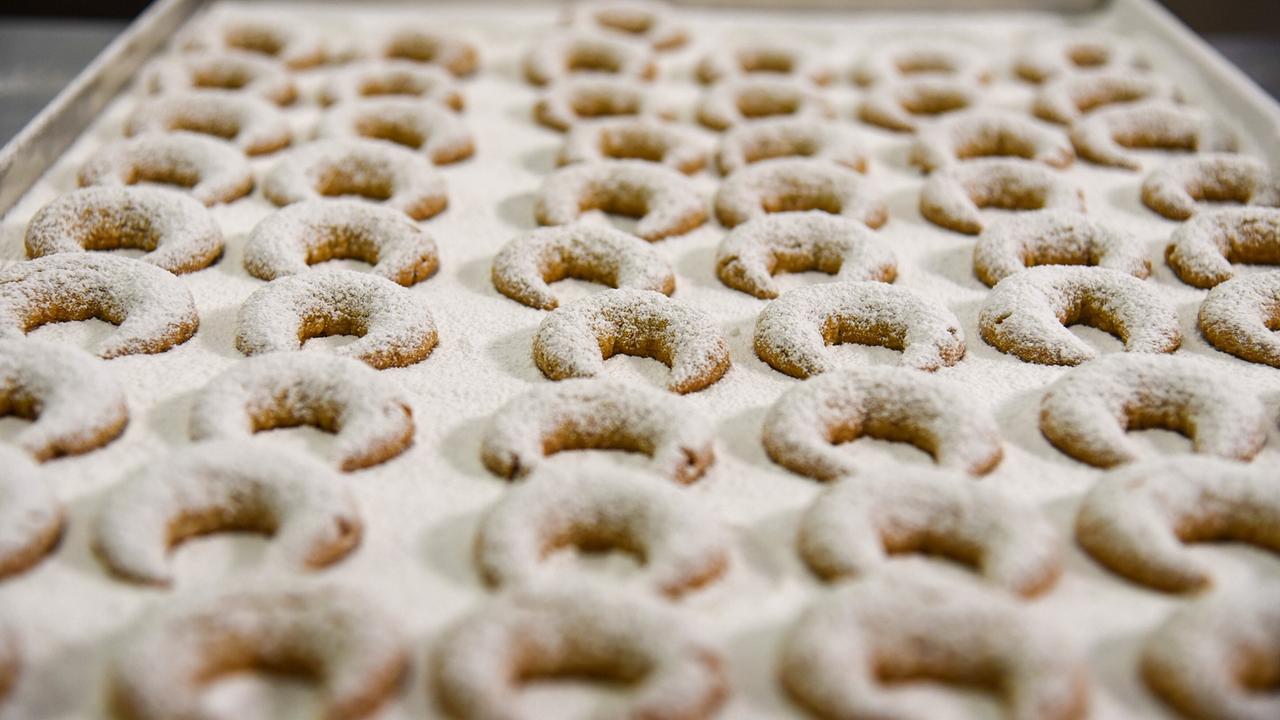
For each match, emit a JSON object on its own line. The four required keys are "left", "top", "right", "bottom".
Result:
{"left": 1, "top": 0, "right": 1277, "bottom": 145}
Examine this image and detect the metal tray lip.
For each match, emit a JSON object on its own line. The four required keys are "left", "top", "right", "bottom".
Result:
{"left": 1, "top": 0, "right": 1276, "bottom": 220}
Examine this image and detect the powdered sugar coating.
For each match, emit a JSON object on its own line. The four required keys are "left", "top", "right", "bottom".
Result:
{"left": 564, "top": 0, "right": 688, "bottom": 51}
{"left": 1141, "top": 582, "right": 1280, "bottom": 720}
{"left": 0, "top": 253, "right": 198, "bottom": 358}
{"left": 1039, "top": 353, "right": 1269, "bottom": 468}
{"left": 919, "top": 157, "right": 1086, "bottom": 234}
{"left": 124, "top": 91, "right": 292, "bottom": 156}
{"left": 190, "top": 352, "right": 414, "bottom": 471}
{"left": 243, "top": 199, "right": 440, "bottom": 287}
{"left": 1013, "top": 31, "right": 1148, "bottom": 84}
{"left": 558, "top": 117, "right": 709, "bottom": 174}
{"left": 1070, "top": 101, "right": 1237, "bottom": 171}
{"left": 852, "top": 41, "right": 991, "bottom": 86}
{"left": 533, "top": 76, "right": 673, "bottom": 132}
{"left": 532, "top": 288, "right": 730, "bottom": 394}
{"left": 1076, "top": 457, "right": 1279, "bottom": 594}
{"left": 910, "top": 109, "right": 1075, "bottom": 172}
{"left": 235, "top": 269, "right": 439, "bottom": 369}
{"left": 762, "top": 366, "right": 1003, "bottom": 481}
{"left": 857, "top": 77, "right": 981, "bottom": 133}
{"left": 78, "top": 131, "right": 254, "bottom": 206}
{"left": 1197, "top": 271, "right": 1280, "bottom": 367}
{"left": 696, "top": 42, "right": 832, "bottom": 85}
{"left": 979, "top": 266, "right": 1180, "bottom": 365}
{"left": 1032, "top": 72, "right": 1178, "bottom": 125}
{"left": 177, "top": 14, "right": 326, "bottom": 70}
{"left": 755, "top": 281, "right": 963, "bottom": 376}
{"left": 799, "top": 466, "right": 1062, "bottom": 597}
{"left": 315, "top": 97, "right": 475, "bottom": 165}
{"left": 0, "top": 445, "right": 64, "bottom": 581}
{"left": 318, "top": 60, "right": 464, "bottom": 109}
{"left": 1167, "top": 207, "right": 1280, "bottom": 287}
{"left": 779, "top": 564, "right": 1088, "bottom": 720}
{"left": 696, "top": 77, "right": 834, "bottom": 131}
{"left": 1141, "top": 153, "right": 1280, "bottom": 221}
{"left": 263, "top": 138, "right": 448, "bottom": 221}
{"left": 534, "top": 159, "right": 707, "bottom": 240}
{"left": 475, "top": 463, "right": 730, "bottom": 597}
{"left": 715, "top": 158, "right": 887, "bottom": 229}
{"left": 141, "top": 50, "right": 298, "bottom": 106}
{"left": 974, "top": 209, "right": 1150, "bottom": 287}
{"left": 110, "top": 584, "right": 407, "bottom": 720}
{"left": 717, "top": 211, "right": 896, "bottom": 299}
{"left": 715, "top": 118, "right": 869, "bottom": 176}
{"left": 373, "top": 28, "right": 479, "bottom": 77}
{"left": 491, "top": 223, "right": 674, "bottom": 310}
{"left": 522, "top": 30, "right": 655, "bottom": 86}
{"left": 432, "top": 584, "right": 727, "bottom": 720}
{"left": 0, "top": 338, "right": 128, "bottom": 462}
{"left": 479, "top": 378, "right": 715, "bottom": 483}
{"left": 93, "top": 441, "right": 362, "bottom": 585}
{"left": 25, "top": 185, "right": 224, "bottom": 274}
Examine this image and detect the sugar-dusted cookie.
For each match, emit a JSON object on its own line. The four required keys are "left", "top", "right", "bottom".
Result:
{"left": 558, "top": 117, "right": 709, "bottom": 173}
{"left": 697, "top": 41, "right": 832, "bottom": 85}
{"left": 94, "top": 441, "right": 362, "bottom": 585}
{"left": 491, "top": 223, "right": 674, "bottom": 310}
{"left": 1014, "top": 31, "right": 1147, "bottom": 84}
{"left": 244, "top": 199, "right": 439, "bottom": 287}
{"left": 480, "top": 378, "right": 714, "bottom": 483}
{"left": 523, "top": 30, "right": 655, "bottom": 86}
{"left": 190, "top": 352, "right": 414, "bottom": 471}
{"left": 236, "top": 270, "right": 439, "bottom": 369}
{"left": 1070, "top": 101, "right": 1236, "bottom": 171}
{"left": 142, "top": 50, "right": 297, "bottom": 106}
{"left": 1141, "top": 154, "right": 1280, "bottom": 220}
{"left": 0, "top": 445, "right": 64, "bottom": 580}
{"left": 852, "top": 40, "right": 991, "bottom": 86}
{"left": 779, "top": 564, "right": 1088, "bottom": 720}
{"left": 696, "top": 77, "right": 834, "bottom": 131}
{"left": 800, "top": 466, "right": 1061, "bottom": 597}
{"left": 715, "top": 118, "right": 869, "bottom": 176}
{"left": 857, "top": 77, "right": 980, "bottom": 133}
{"left": 0, "top": 338, "right": 127, "bottom": 461}
{"left": 715, "top": 158, "right": 887, "bottom": 229}
{"left": 533, "top": 288, "right": 730, "bottom": 393}
{"left": 1039, "top": 353, "right": 1268, "bottom": 468}
{"left": 25, "top": 186, "right": 223, "bottom": 275}
{"left": 534, "top": 159, "right": 707, "bottom": 240}
{"left": 979, "top": 266, "right": 1179, "bottom": 365}
{"left": 533, "top": 76, "right": 673, "bottom": 132}
{"left": 1032, "top": 72, "right": 1178, "bottom": 125}
{"left": 373, "top": 28, "right": 479, "bottom": 77}
{"left": 919, "top": 158, "right": 1085, "bottom": 234}
{"left": 763, "top": 366, "right": 1003, "bottom": 481}
{"left": 0, "top": 254, "right": 198, "bottom": 358}
{"left": 178, "top": 14, "right": 325, "bottom": 70}
{"left": 263, "top": 138, "right": 448, "bottom": 221}
{"left": 318, "top": 60, "right": 463, "bottom": 109}
{"left": 110, "top": 585, "right": 407, "bottom": 720}
{"left": 1166, "top": 208, "right": 1280, "bottom": 288}
{"left": 1198, "top": 271, "right": 1280, "bottom": 367}
{"left": 475, "top": 463, "right": 729, "bottom": 597}
{"left": 910, "top": 109, "right": 1075, "bottom": 172}
{"left": 755, "top": 282, "right": 963, "bottom": 377}
{"left": 973, "top": 209, "right": 1149, "bottom": 287}
{"left": 78, "top": 131, "right": 254, "bottom": 206}
{"left": 433, "top": 584, "right": 727, "bottom": 720}
{"left": 125, "top": 91, "right": 292, "bottom": 156}
{"left": 716, "top": 211, "right": 896, "bottom": 299}
{"left": 315, "top": 97, "right": 474, "bottom": 165}
{"left": 564, "top": 0, "right": 688, "bottom": 50}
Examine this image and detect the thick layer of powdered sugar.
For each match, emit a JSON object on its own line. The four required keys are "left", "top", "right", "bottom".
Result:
{"left": 1070, "top": 100, "right": 1237, "bottom": 170}
{"left": 533, "top": 159, "right": 707, "bottom": 240}
{"left": 714, "top": 157, "right": 887, "bottom": 228}
{"left": 857, "top": 77, "right": 982, "bottom": 133}
{"left": 910, "top": 108, "right": 1075, "bottom": 171}
{"left": 558, "top": 117, "right": 709, "bottom": 173}
{"left": 124, "top": 91, "right": 293, "bottom": 156}
{"left": 1197, "top": 270, "right": 1280, "bottom": 366}
{"left": 715, "top": 117, "right": 869, "bottom": 175}
{"left": 522, "top": 29, "right": 655, "bottom": 86}
{"left": 314, "top": 97, "right": 475, "bottom": 165}
{"left": 695, "top": 76, "right": 834, "bottom": 130}
{"left": 1166, "top": 207, "right": 1280, "bottom": 287}
{"left": 973, "top": 209, "right": 1150, "bottom": 286}
{"left": 919, "top": 157, "right": 1086, "bottom": 233}
{"left": 1032, "top": 71, "right": 1177, "bottom": 125}
{"left": 140, "top": 50, "right": 299, "bottom": 106}
{"left": 852, "top": 39, "right": 990, "bottom": 85}
{"left": 0, "top": 445, "right": 63, "bottom": 575}
{"left": 1140, "top": 152, "right": 1280, "bottom": 220}
{"left": 77, "top": 131, "right": 254, "bottom": 206}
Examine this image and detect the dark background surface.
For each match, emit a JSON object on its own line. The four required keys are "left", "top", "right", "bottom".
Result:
{"left": 0, "top": 0, "right": 1277, "bottom": 147}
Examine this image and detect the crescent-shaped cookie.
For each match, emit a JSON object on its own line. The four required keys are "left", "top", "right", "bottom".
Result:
{"left": 857, "top": 77, "right": 979, "bottom": 133}
{"left": 94, "top": 441, "right": 362, "bottom": 585}
{"left": 375, "top": 27, "right": 479, "bottom": 77}
{"left": 558, "top": 117, "right": 709, "bottom": 174}
{"left": 522, "top": 30, "right": 655, "bottom": 86}
{"left": 534, "top": 160, "right": 707, "bottom": 241}
{"left": 1013, "top": 31, "right": 1146, "bottom": 84}
{"left": 853, "top": 41, "right": 991, "bottom": 86}
{"left": 1140, "top": 154, "right": 1280, "bottom": 221}
{"left": 532, "top": 288, "right": 730, "bottom": 394}
{"left": 762, "top": 366, "right": 1003, "bottom": 481}
{"left": 0, "top": 338, "right": 128, "bottom": 461}
{"left": 919, "top": 158, "right": 1085, "bottom": 234}
{"left": 0, "top": 445, "right": 64, "bottom": 580}
{"left": 800, "top": 466, "right": 1062, "bottom": 597}
{"left": 1076, "top": 457, "right": 1279, "bottom": 593}
{"left": 909, "top": 109, "right": 1075, "bottom": 172}
{"left": 317, "top": 60, "right": 463, "bottom": 109}
{"left": 779, "top": 564, "right": 1088, "bottom": 720}
{"left": 1039, "top": 353, "right": 1269, "bottom": 468}
{"left": 314, "top": 97, "right": 475, "bottom": 165}
{"left": 190, "top": 352, "right": 414, "bottom": 471}
{"left": 110, "top": 585, "right": 407, "bottom": 720}
{"left": 480, "top": 378, "right": 714, "bottom": 483}
{"left": 236, "top": 269, "right": 439, "bottom": 369}
{"left": 754, "top": 282, "right": 964, "bottom": 377}
{"left": 124, "top": 91, "right": 292, "bottom": 156}
{"left": 78, "top": 131, "right": 254, "bottom": 206}
{"left": 1070, "top": 101, "right": 1236, "bottom": 170}
{"left": 973, "top": 210, "right": 1150, "bottom": 287}
{"left": 1166, "top": 208, "right": 1280, "bottom": 288}
{"left": 1198, "top": 271, "right": 1280, "bottom": 367}
{"left": 715, "top": 118, "right": 869, "bottom": 175}
{"left": 0, "top": 254, "right": 198, "bottom": 359}
{"left": 475, "top": 463, "right": 730, "bottom": 597}
{"left": 1032, "top": 72, "right": 1178, "bottom": 125}
{"left": 491, "top": 223, "right": 675, "bottom": 310}
{"left": 978, "top": 266, "right": 1180, "bottom": 365}
{"left": 716, "top": 211, "right": 897, "bottom": 299}
{"left": 565, "top": 0, "right": 688, "bottom": 51}
{"left": 695, "top": 77, "right": 834, "bottom": 131}
{"left": 714, "top": 157, "right": 887, "bottom": 229}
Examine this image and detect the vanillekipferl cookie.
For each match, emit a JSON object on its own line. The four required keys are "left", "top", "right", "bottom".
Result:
{"left": 1141, "top": 153, "right": 1280, "bottom": 221}
{"left": 1166, "top": 207, "right": 1280, "bottom": 288}
{"left": 0, "top": 445, "right": 64, "bottom": 581}
{"left": 1197, "top": 271, "right": 1280, "bottom": 368}
{"left": 77, "top": 131, "right": 254, "bottom": 206}
{"left": 534, "top": 159, "right": 707, "bottom": 241}
{"left": 557, "top": 117, "right": 709, "bottom": 174}
{"left": 919, "top": 158, "right": 1085, "bottom": 234}
{"left": 715, "top": 117, "right": 870, "bottom": 176}
{"left": 973, "top": 209, "right": 1149, "bottom": 287}
{"left": 124, "top": 91, "right": 292, "bottom": 156}
{"left": 714, "top": 158, "right": 886, "bottom": 229}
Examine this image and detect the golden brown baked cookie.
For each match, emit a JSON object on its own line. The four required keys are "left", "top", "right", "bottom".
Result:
{"left": 1197, "top": 271, "right": 1280, "bottom": 367}
{"left": 124, "top": 91, "right": 292, "bottom": 156}
{"left": 1167, "top": 208, "right": 1280, "bottom": 288}
{"left": 374, "top": 28, "right": 479, "bottom": 76}
{"left": 178, "top": 14, "right": 326, "bottom": 70}
{"left": 557, "top": 117, "right": 709, "bottom": 173}
{"left": 533, "top": 76, "right": 673, "bottom": 132}
{"left": 534, "top": 159, "right": 707, "bottom": 240}
{"left": 78, "top": 131, "right": 254, "bottom": 206}
{"left": 1032, "top": 71, "right": 1178, "bottom": 125}
{"left": 564, "top": 0, "right": 687, "bottom": 51}
{"left": 973, "top": 209, "right": 1150, "bottom": 287}
{"left": 523, "top": 30, "right": 655, "bottom": 86}
{"left": 857, "top": 77, "right": 980, "bottom": 133}
{"left": 697, "top": 41, "right": 832, "bottom": 85}
{"left": 715, "top": 118, "right": 869, "bottom": 176}
{"left": 1070, "top": 101, "right": 1236, "bottom": 171}
{"left": 909, "top": 109, "right": 1075, "bottom": 172}
{"left": 1013, "top": 31, "right": 1147, "bottom": 84}
{"left": 142, "top": 50, "right": 298, "bottom": 106}
{"left": 0, "top": 445, "right": 64, "bottom": 580}
{"left": 919, "top": 158, "right": 1085, "bottom": 234}
{"left": 852, "top": 40, "right": 990, "bottom": 86}
{"left": 315, "top": 97, "right": 474, "bottom": 165}
{"left": 318, "top": 60, "right": 463, "bottom": 109}
{"left": 1141, "top": 153, "right": 1280, "bottom": 221}
{"left": 696, "top": 77, "right": 834, "bottom": 131}
{"left": 714, "top": 158, "right": 886, "bottom": 229}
